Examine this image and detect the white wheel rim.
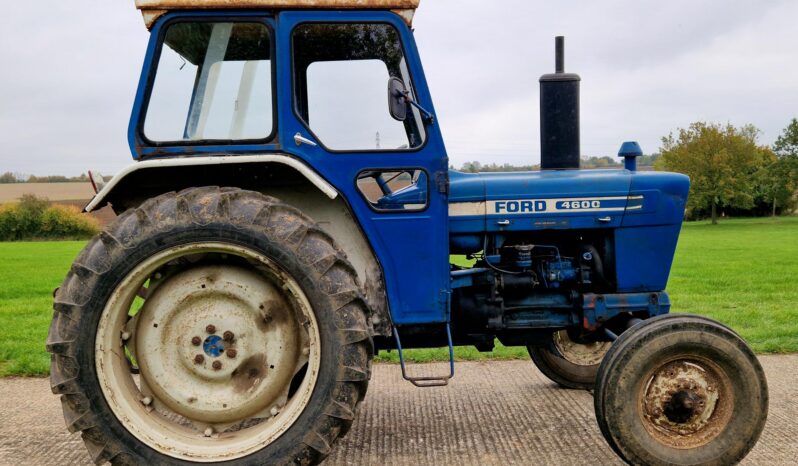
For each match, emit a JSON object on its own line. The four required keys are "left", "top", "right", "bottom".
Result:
{"left": 552, "top": 330, "right": 611, "bottom": 366}
{"left": 95, "top": 243, "right": 321, "bottom": 462}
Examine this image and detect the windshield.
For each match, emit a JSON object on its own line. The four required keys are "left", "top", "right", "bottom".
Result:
{"left": 144, "top": 21, "right": 274, "bottom": 143}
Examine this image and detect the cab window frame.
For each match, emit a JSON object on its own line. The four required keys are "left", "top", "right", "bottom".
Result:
{"left": 137, "top": 16, "right": 279, "bottom": 148}
{"left": 290, "top": 20, "right": 429, "bottom": 155}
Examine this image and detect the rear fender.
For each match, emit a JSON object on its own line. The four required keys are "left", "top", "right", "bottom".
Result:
{"left": 86, "top": 155, "right": 392, "bottom": 336}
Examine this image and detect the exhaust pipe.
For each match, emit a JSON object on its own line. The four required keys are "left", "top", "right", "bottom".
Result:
{"left": 540, "top": 36, "right": 581, "bottom": 170}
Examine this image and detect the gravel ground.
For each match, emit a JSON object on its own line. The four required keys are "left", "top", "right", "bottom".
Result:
{"left": 0, "top": 356, "right": 795, "bottom": 465}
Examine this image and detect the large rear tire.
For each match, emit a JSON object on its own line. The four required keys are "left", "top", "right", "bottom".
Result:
{"left": 47, "top": 187, "right": 373, "bottom": 465}
{"left": 594, "top": 314, "right": 768, "bottom": 466}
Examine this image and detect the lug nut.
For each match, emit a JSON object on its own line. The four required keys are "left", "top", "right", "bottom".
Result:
{"left": 194, "top": 354, "right": 205, "bottom": 364}
{"left": 206, "top": 325, "right": 216, "bottom": 334}
{"left": 191, "top": 336, "right": 202, "bottom": 346}
{"left": 226, "top": 349, "right": 238, "bottom": 359}
{"left": 223, "top": 331, "right": 234, "bottom": 342}
{"left": 141, "top": 396, "right": 152, "bottom": 406}
{"left": 212, "top": 361, "right": 222, "bottom": 371}
{"left": 204, "top": 427, "right": 214, "bottom": 437}
{"left": 121, "top": 331, "right": 131, "bottom": 341}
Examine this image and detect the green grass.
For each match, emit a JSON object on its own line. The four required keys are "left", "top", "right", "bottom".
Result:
{"left": 667, "top": 217, "right": 798, "bottom": 353}
{"left": 0, "top": 241, "right": 85, "bottom": 376}
{"left": 0, "top": 217, "right": 796, "bottom": 375}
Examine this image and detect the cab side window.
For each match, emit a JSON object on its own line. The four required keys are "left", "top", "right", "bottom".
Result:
{"left": 293, "top": 23, "right": 426, "bottom": 151}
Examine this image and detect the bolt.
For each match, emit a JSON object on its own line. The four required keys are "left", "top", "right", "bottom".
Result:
{"left": 270, "top": 407, "right": 279, "bottom": 416}
{"left": 223, "top": 331, "right": 235, "bottom": 342}
{"left": 226, "top": 349, "right": 238, "bottom": 359}
{"left": 212, "top": 361, "right": 222, "bottom": 371}
{"left": 141, "top": 396, "right": 152, "bottom": 406}
{"left": 154, "top": 272, "right": 162, "bottom": 280}
{"left": 194, "top": 354, "right": 205, "bottom": 364}
{"left": 206, "top": 324, "right": 216, "bottom": 334}
{"left": 204, "top": 427, "right": 214, "bottom": 437}
{"left": 121, "top": 331, "right": 131, "bottom": 341}
{"left": 302, "top": 347, "right": 310, "bottom": 356}
{"left": 191, "top": 336, "right": 202, "bottom": 346}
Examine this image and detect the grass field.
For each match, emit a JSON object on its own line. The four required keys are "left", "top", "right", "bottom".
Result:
{"left": 0, "top": 217, "right": 796, "bottom": 376}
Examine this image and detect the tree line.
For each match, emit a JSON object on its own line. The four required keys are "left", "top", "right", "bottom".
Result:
{"left": 0, "top": 172, "right": 91, "bottom": 183}
{"left": 656, "top": 119, "right": 798, "bottom": 223}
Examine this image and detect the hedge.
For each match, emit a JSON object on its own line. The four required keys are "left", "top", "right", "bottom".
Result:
{"left": 0, "top": 195, "right": 99, "bottom": 241}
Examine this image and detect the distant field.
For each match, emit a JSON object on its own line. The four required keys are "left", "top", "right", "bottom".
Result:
{"left": 0, "top": 217, "right": 796, "bottom": 376}
{"left": 0, "top": 182, "right": 116, "bottom": 226}
{"left": 0, "top": 182, "right": 94, "bottom": 203}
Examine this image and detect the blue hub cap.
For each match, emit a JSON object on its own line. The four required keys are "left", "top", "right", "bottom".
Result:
{"left": 203, "top": 335, "right": 225, "bottom": 357}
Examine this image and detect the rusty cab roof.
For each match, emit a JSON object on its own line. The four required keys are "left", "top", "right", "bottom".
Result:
{"left": 134, "top": 0, "right": 421, "bottom": 28}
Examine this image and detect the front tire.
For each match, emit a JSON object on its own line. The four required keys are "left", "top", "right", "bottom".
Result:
{"left": 594, "top": 314, "right": 768, "bottom": 466}
{"left": 47, "top": 187, "right": 373, "bottom": 465}
{"left": 528, "top": 330, "right": 612, "bottom": 389}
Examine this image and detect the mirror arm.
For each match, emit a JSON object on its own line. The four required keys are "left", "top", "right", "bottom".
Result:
{"left": 407, "top": 99, "right": 435, "bottom": 125}
{"left": 396, "top": 89, "right": 435, "bottom": 125}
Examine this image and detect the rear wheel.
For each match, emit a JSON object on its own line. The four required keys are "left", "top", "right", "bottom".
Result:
{"left": 528, "top": 330, "right": 612, "bottom": 389}
{"left": 47, "top": 187, "right": 373, "bottom": 465}
{"left": 594, "top": 314, "right": 768, "bottom": 465}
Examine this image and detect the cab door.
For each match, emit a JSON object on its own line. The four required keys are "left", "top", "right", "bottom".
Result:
{"left": 276, "top": 11, "right": 450, "bottom": 324}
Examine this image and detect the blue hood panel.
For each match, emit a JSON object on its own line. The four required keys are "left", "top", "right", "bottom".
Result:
{"left": 448, "top": 169, "right": 688, "bottom": 233}
{"left": 449, "top": 169, "right": 632, "bottom": 204}
{"left": 449, "top": 169, "right": 635, "bottom": 233}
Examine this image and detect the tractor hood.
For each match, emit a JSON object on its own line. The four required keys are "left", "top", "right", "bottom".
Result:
{"left": 448, "top": 168, "right": 689, "bottom": 235}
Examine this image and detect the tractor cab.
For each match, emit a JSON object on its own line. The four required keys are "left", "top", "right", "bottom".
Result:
{"left": 120, "top": 1, "right": 453, "bottom": 329}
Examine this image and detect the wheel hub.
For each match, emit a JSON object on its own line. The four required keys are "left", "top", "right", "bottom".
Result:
{"left": 641, "top": 359, "right": 732, "bottom": 448}
{"left": 202, "top": 335, "right": 225, "bottom": 358}
{"left": 135, "top": 264, "right": 308, "bottom": 425}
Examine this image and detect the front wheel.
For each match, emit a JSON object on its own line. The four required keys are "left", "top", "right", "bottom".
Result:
{"left": 527, "top": 330, "right": 612, "bottom": 389}
{"left": 47, "top": 187, "right": 373, "bottom": 465}
{"left": 594, "top": 314, "right": 768, "bottom": 466}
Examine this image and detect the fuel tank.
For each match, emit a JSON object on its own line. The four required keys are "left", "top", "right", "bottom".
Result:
{"left": 448, "top": 168, "right": 690, "bottom": 292}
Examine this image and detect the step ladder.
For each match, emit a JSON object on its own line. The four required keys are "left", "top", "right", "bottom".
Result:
{"left": 392, "top": 323, "right": 455, "bottom": 387}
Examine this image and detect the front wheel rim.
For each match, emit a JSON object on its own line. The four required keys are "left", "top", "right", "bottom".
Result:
{"left": 639, "top": 357, "right": 734, "bottom": 449}
{"left": 552, "top": 330, "right": 611, "bottom": 366}
{"left": 95, "top": 242, "right": 321, "bottom": 462}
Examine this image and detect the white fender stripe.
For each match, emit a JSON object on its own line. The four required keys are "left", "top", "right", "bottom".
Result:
{"left": 85, "top": 154, "right": 338, "bottom": 212}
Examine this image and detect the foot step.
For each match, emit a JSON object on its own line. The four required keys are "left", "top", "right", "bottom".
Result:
{"left": 393, "top": 323, "right": 454, "bottom": 387}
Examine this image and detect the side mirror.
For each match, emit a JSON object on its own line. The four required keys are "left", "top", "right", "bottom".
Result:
{"left": 387, "top": 77, "right": 408, "bottom": 122}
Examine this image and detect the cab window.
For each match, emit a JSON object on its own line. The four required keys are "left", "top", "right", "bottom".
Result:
{"left": 144, "top": 21, "right": 274, "bottom": 143}
{"left": 293, "top": 23, "right": 426, "bottom": 151}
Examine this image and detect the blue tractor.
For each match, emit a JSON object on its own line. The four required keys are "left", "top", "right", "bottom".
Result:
{"left": 48, "top": 1, "right": 768, "bottom": 465}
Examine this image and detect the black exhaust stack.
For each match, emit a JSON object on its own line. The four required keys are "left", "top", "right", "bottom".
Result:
{"left": 540, "top": 36, "right": 581, "bottom": 170}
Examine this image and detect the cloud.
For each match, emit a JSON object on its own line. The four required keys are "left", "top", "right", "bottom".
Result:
{"left": 0, "top": 0, "right": 795, "bottom": 175}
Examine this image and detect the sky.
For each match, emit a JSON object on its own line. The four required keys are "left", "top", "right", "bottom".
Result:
{"left": 1, "top": 0, "right": 797, "bottom": 176}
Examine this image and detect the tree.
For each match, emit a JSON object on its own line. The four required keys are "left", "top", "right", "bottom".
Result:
{"left": 656, "top": 122, "right": 772, "bottom": 224}
{"left": 0, "top": 172, "right": 16, "bottom": 183}
{"left": 773, "top": 118, "right": 798, "bottom": 157}
{"left": 759, "top": 119, "right": 798, "bottom": 215}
